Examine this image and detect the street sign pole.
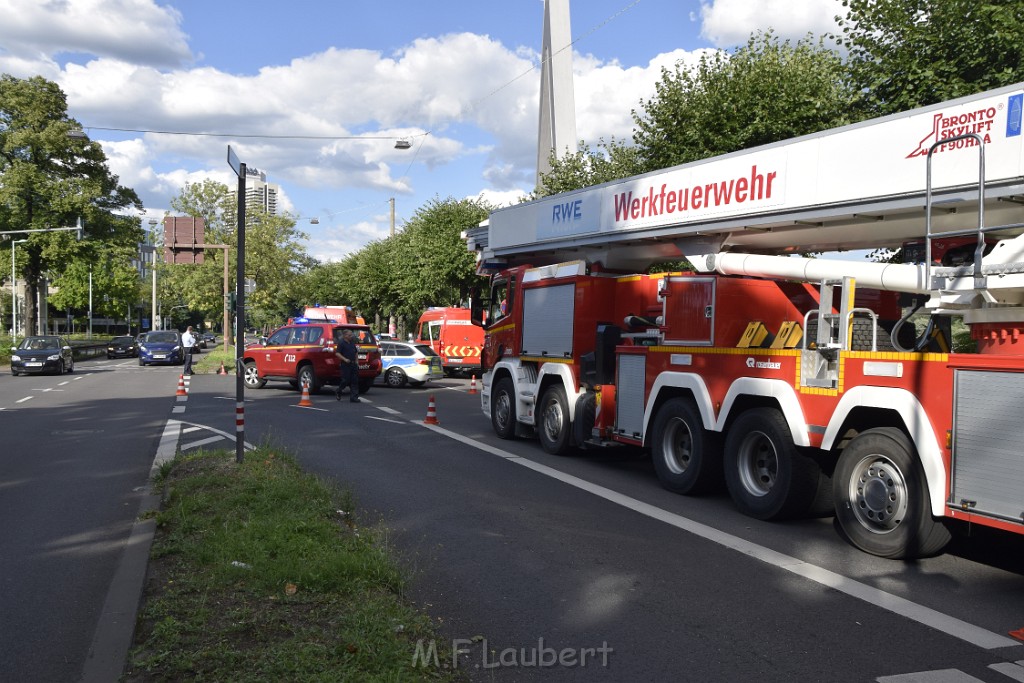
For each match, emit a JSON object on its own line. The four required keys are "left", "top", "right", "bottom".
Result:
{"left": 228, "top": 145, "right": 246, "bottom": 464}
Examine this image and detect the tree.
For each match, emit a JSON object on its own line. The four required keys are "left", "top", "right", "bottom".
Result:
{"left": 165, "top": 181, "right": 313, "bottom": 332}
{"left": 836, "top": 0, "right": 1024, "bottom": 118}
{"left": 0, "top": 74, "right": 143, "bottom": 335}
{"left": 393, "top": 197, "right": 491, "bottom": 317}
{"left": 535, "top": 137, "right": 643, "bottom": 198}
{"left": 633, "top": 31, "right": 856, "bottom": 171}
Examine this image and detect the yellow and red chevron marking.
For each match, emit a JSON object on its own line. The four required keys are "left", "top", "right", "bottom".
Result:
{"left": 442, "top": 345, "right": 482, "bottom": 358}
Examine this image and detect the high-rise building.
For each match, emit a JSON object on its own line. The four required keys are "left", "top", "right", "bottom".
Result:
{"left": 230, "top": 169, "right": 279, "bottom": 216}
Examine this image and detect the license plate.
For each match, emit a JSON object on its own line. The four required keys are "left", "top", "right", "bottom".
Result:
{"left": 358, "top": 354, "right": 367, "bottom": 360}
{"left": 26, "top": 362, "right": 42, "bottom": 367}
{"left": 154, "top": 354, "right": 166, "bottom": 359}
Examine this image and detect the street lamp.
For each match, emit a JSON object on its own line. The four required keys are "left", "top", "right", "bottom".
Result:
{"left": 11, "top": 239, "right": 26, "bottom": 342}
{"left": 148, "top": 218, "right": 158, "bottom": 330}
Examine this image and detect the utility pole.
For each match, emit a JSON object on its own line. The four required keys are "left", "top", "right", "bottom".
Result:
{"left": 389, "top": 197, "right": 397, "bottom": 336}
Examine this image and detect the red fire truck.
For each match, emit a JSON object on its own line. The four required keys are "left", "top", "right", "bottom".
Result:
{"left": 415, "top": 307, "right": 484, "bottom": 376}
{"left": 465, "top": 82, "right": 1024, "bottom": 559}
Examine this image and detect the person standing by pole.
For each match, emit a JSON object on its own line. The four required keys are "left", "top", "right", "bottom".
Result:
{"left": 334, "top": 328, "right": 360, "bottom": 403}
{"left": 182, "top": 325, "right": 196, "bottom": 375}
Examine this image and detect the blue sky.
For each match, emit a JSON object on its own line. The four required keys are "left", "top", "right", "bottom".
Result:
{"left": 0, "top": 0, "right": 843, "bottom": 262}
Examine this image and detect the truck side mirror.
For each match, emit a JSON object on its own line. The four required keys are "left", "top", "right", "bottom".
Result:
{"left": 470, "top": 296, "right": 484, "bottom": 326}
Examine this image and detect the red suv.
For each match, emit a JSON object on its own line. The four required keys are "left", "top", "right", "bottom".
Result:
{"left": 242, "top": 321, "right": 382, "bottom": 394}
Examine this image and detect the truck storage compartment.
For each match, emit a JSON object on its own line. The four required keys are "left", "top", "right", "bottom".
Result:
{"left": 952, "top": 369, "right": 1024, "bottom": 523}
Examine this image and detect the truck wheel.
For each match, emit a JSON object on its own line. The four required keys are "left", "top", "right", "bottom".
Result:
{"left": 243, "top": 361, "right": 266, "bottom": 389}
{"left": 358, "top": 377, "right": 372, "bottom": 394}
{"left": 833, "top": 427, "right": 950, "bottom": 559}
{"left": 298, "top": 365, "right": 321, "bottom": 394}
{"left": 724, "top": 407, "right": 819, "bottom": 520}
{"left": 651, "top": 398, "right": 722, "bottom": 495}
{"left": 538, "top": 385, "right": 573, "bottom": 455}
{"left": 491, "top": 377, "right": 517, "bottom": 440}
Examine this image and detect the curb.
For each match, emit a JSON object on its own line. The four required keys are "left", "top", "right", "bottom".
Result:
{"left": 78, "top": 420, "right": 181, "bottom": 683}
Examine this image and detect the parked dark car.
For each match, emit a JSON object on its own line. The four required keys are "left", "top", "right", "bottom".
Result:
{"left": 138, "top": 330, "right": 184, "bottom": 366}
{"left": 10, "top": 335, "right": 75, "bottom": 376}
{"left": 107, "top": 335, "right": 139, "bottom": 359}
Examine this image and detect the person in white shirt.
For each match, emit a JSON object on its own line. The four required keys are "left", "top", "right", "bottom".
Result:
{"left": 182, "top": 325, "right": 196, "bottom": 375}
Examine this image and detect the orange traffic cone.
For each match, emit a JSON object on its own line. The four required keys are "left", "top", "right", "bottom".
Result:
{"left": 423, "top": 395, "right": 440, "bottom": 425}
{"left": 468, "top": 375, "right": 478, "bottom": 394}
{"left": 218, "top": 361, "right": 228, "bottom": 376}
{"left": 175, "top": 374, "right": 187, "bottom": 397}
{"left": 297, "top": 380, "right": 314, "bottom": 408}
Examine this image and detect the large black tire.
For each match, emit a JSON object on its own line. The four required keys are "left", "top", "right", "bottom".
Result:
{"left": 491, "top": 377, "right": 517, "bottom": 440}
{"left": 573, "top": 393, "right": 597, "bottom": 447}
{"left": 243, "top": 360, "right": 266, "bottom": 389}
{"left": 832, "top": 427, "right": 950, "bottom": 559}
{"left": 297, "top": 364, "right": 321, "bottom": 394}
{"left": 358, "top": 377, "right": 372, "bottom": 394}
{"left": 56, "top": 360, "right": 66, "bottom": 376}
{"left": 538, "top": 385, "right": 573, "bottom": 455}
{"left": 650, "top": 398, "right": 723, "bottom": 495}
{"left": 724, "top": 408, "right": 820, "bottom": 520}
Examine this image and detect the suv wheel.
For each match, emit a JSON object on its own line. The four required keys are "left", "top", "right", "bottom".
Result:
{"left": 298, "top": 365, "right": 321, "bottom": 394}
{"left": 243, "top": 360, "right": 266, "bottom": 389}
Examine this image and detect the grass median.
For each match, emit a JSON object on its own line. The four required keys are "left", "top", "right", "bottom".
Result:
{"left": 124, "top": 447, "right": 461, "bottom": 682}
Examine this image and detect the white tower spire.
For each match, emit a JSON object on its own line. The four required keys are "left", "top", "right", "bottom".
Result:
{"left": 536, "top": 0, "right": 578, "bottom": 186}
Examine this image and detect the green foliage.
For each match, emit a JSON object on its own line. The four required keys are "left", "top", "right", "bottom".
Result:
{"left": 0, "top": 74, "right": 143, "bottom": 331}
{"left": 633, "top": 31, "right": 856, "bottom": 171}
{"left": 534, "top": 137, "right": 643, "bottom": 198}
{"left": 302, "top": 197, "right": 491, "bottom": 330}
{"left": 165, "top": 180, "right": 314, "bottom": 332}
{"left": 835, "top": 0, "right": 1024, "bottom": 118}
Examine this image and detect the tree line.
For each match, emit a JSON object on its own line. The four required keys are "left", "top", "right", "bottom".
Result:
{"left": 3, "top": 0, "right": 1023, "bottom": 336}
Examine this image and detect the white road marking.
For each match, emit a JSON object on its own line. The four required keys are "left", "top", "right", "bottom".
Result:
{"left": 181, "top": 436, "right": 227, "bottom": 451}
{"left": 377, "top": 406, "right": 402, "bottom": 415}
{"left": 990, "top": 661, "right": 1024, "bottom": 682}
{"left": 366, "top": 415, "right": 405, "bottom": 425}
{"left": 16, "top": 396, "right": 32, "bottom": 404}
{"left": 416, "top": 421, "right": 1022, "bottom": 652}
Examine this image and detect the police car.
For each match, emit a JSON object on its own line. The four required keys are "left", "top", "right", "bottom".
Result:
{"left": 377, "top": 341, "right": 444, "bottom": 388}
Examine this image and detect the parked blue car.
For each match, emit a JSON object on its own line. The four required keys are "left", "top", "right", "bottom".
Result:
{"left": 138, "top": 331, "right": 184, "bottom": 366}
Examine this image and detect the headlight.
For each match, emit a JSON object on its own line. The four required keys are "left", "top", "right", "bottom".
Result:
{"left": 173, "top": 345, "right": 181, "bottom": 351}
{"left": 48, "top": 353, "right": 60, "bottom": 361}
{"left": 11, "top": 354, "right": 21, "bottom": 361}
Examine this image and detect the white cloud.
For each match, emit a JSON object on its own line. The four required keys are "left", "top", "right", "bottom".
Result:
{"left": 0, "top": 0, "right": 192, "bottom": 70}
{"left": 574, "top": 47, "right": 718, "bottom": 145}
{"left": 699, "top": 0, "right": 844, "bottom": 47}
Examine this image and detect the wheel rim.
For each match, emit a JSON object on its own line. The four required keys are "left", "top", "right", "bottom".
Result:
{"left": 736, "top": 430, "right": 777, "bottom": 497}
{"left": 244, "top": 365, "right": 259, "bottom": 385}
{"left": 541, "top": 396, "right": 564, "bottom": 442}
{"left": 494, "top": 391, "right": 511, "bottom": 431}
{"left": 848, "top": 455, "right": 909, "bottom": 534}
{"left": 386, "top": 369, "right": 403, "bottom": 387}
{"left": 299, "top": 368, "right": 313, "bottom": 388}
{"left": 661, "top": 416, "right": 694, "bottom": 475}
